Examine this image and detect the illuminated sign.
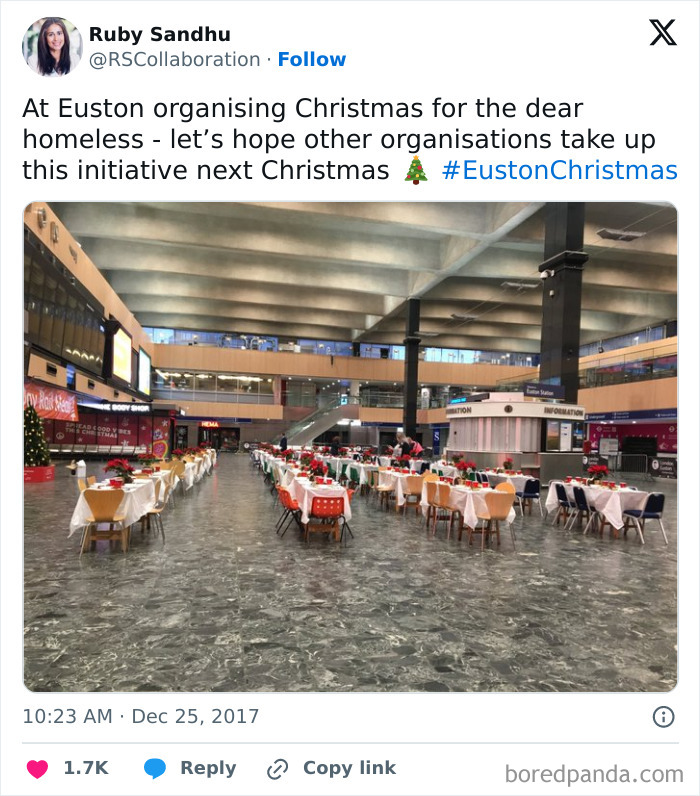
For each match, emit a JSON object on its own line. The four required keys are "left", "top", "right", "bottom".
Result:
{"left": 112, "top": 327, "right": 132, "bottom": 383}
{"left": 138, "top": 349, "right": 152, "bottom": 396}
{"left": 200, "top": 420, "right": 220, "bottom": 428}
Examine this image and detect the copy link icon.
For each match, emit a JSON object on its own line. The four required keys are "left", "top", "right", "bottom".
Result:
{"left": 267, "top": 759, "right": 288, "bottom": 780}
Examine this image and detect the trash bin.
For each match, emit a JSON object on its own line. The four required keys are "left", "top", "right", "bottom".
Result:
{"left": 76, "top": 460, "right": 87, "bottom": 479}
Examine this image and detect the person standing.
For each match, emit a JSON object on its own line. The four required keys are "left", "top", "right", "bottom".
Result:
{"left": 279, "top": 432, "right": 288, "bottom": 452}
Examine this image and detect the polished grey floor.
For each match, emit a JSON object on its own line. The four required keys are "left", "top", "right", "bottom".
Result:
{"left": 24, "top": 456, "right": 677, "bottom": 692}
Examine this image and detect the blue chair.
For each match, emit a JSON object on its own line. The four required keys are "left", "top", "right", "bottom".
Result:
{"left": 552, "top": 482, "right": 576, "bottom": 526}
{"left": 571, "top": 486, "right": 597, "bottom": 534}
{"left": 515, "top": 478, "right": 542, "bottom": 516}
{"left": 623, "top": 493, "right": 668, "bottom": 545}
{"left": 476, "top": 471, "right": 489, "bottom": 484}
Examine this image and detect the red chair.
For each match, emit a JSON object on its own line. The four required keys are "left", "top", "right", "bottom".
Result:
{"left": 276, "top": 488, "right": 302, "bottom": 537}
{"left": 305, "top": 496, "right": 345, "bottom": 544}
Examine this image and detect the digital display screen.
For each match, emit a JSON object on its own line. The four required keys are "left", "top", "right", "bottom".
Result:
{"left": 138, "top": 349, "right": 152, "bottom": 396}
{"left": 112, "top": 327, "right": 132, "bottom": 384}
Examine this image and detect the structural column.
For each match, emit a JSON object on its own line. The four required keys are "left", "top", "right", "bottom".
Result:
{"left": 403, "top": 298, "right": 420, "bottom": 437}
{"left": 538, "top": 203, "right": 588, "bottom": 404}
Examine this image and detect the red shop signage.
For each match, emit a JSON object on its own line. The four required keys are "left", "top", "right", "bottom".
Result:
{"left": 24, "top": 379, "right": 78, "bottom": 421}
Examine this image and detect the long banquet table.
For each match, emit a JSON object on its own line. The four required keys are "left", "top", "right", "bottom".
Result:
{"left": 69, "top": 479, "right": 156, "bottom": 537}
{"left": 544, "top": 481, "right": 648, "bottom": 530}
{"left": 286, "top": 477, "right": 352, "bottom": 525}
{"left": 421, "top": 482, "right": 516, "bottom": 530}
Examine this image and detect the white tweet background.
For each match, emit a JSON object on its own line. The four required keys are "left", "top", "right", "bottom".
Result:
{"left": 1, "top": 1, "right": 698, "bottom": 794}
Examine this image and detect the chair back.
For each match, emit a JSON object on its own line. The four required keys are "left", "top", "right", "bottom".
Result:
{"left": 644, "top": 492, "right": 665, "bottom": 514}
{"left": 87, "top": 475, "right": 97, "bottom": 486}
{"left": 77, "top": 478, "right": 87, "bottom": 492}
{"left": 405, "top": 475, "right": 423, "bottom": 495}
{"left": 349, "top": 467, "right": 360, "bottom": 484}
{"left": 153, "top": 479, "right": 161, "bottom": 504}
{"left": 572, "top": 486, "right": 589, "bottom": 511}
{"left": 423, "top": 471, "right": 438, "bottom": 482}
{"left": 484, "top": 491, "right": 515, "bottom": 520}
{"left": 495, "top": 482, "right": 516, "bottom": 494}
{"left": 84, "top": 488, "right": 124, "bottom": 521}
{"left": 425, "top": 480, "right": 439, "bottom": 504}
{"left": 171, "top": 461, "right": 186, "bottom": 478}
{"left": 477, "top": 471, "right": 489, "bottom": 483}
{"left": 436, "top": 482, "right": 452, "bottom": 507}
{"left": 310, "top": 496, "right": 345, "bottom": 518}
{"left": 278, "top": 488, "right": 292, "bottom": 510}
{"left": 524, "top": 478, "right": 540, "bottom": 497}
{"left": 555, "top": 482, "right": 568, "bottom": 503}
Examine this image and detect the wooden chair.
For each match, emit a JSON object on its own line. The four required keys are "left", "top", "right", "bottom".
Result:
{"left": 304, "top": 496, "right": 345, "bottom": 544}
{"left": 87, "top": 475, "right": 97, "bottom": 486}
{"left": 431, "top": 482, "right": 462, "bottom": 539}
{"left": 171, "top": 460, "right": 187, "bottom": 498}
{"left": 495, "top": 482, "right": 516, "bottom": 494}
{"left": 80, "top": 488, "right": 129, "bottom": 555}
{"left": 424, "top": 480, "right": 440, "bottom": 528}
{"left": 374, "top": 468, "right": 395, "bottom": 510}
{"left": 473, "top": 491, "right": 516, "bottom": 549}
{"left": 77, "top": 478, "right": 87, "bottom": 492}
{"left": 402, "top": 475, "right": 424, "bottom": 515}
{"left": 146, "top": 480, "right": 169, "bottom": 542}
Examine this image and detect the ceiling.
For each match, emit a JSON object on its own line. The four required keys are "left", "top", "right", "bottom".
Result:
{"left": 49, "top": 201, "right": 677, "bottom": 354}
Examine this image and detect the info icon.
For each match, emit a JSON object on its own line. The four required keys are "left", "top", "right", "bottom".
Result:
{"left": 652, "top": 706, "right": 675, "bottom": 728}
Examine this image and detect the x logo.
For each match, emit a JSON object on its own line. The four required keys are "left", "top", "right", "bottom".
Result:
{"left": 650, "top": 19, "right": 676, "bottom": 45}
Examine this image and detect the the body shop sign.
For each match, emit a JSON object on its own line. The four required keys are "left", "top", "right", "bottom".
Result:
{"left": 24, "top": 379, "right": 77, "bottom": 421}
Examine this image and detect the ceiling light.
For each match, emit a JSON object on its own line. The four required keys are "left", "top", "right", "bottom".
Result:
{"left": 414, "top": 330, "right": 439, "bottom": 337}
{"left": 451, "top": 313, "right": 478, "bottom": 321}
{"left": 597, "top": 228, "right": 647, "bottom": 242}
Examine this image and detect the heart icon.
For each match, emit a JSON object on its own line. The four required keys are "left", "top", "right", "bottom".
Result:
{"left": 27, "top": 760, "right": 48, "bottom": 779}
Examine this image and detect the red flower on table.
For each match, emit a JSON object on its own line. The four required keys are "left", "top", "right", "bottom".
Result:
{"left": 587, "top": 464, "right": 609, "bottom": 476}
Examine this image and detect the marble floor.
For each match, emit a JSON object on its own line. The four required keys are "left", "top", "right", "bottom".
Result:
{"left": 24, "top": 456, "right": 677, "bottom": 692}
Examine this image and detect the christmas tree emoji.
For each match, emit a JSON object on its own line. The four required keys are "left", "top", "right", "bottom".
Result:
{"left": 405, "top": 155, "right": 427, "bottom": 185}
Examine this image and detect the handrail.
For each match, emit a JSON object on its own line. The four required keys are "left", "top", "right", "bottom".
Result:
{"left": 278, "top": 396, "right": 360, "bottom": 442}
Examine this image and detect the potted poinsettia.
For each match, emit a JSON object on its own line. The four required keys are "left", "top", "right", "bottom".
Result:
{"left": 587, "top": 464, "right": 609, "bottom": 484}
{"left": 104, "top": 458, "right": 135, "bottom": 484}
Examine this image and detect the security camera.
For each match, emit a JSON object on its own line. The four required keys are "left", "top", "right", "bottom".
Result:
{"left": 539, "top": 269, "right": 555, "bottom": 280}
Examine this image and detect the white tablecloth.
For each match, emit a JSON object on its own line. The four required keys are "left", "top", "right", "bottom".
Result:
{"left": 430, "top": 463, "right": 460, "bottom": 479}
{"left": 421, "top": 483, "right": 516, "bottom": 529}
{"left": 182, "top": 461, "right": 197, "bottom": 490}
{"left": 286, "top": 479, "right": 352, "bottom": 525}
{"left": 545, "top": 482, "right": 648, "bottom": 530}
{"left": 69, "top": 480, "right": 156, "bottom": 537}
{"left": 486, "top": 473, "right": 530, "bottom": 492}
{"left": 377, "top": 471, "right": 417, "bottom": 507}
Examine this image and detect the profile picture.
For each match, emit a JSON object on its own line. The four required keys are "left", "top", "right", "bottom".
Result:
{"left": 23, "top": 17, "right": 82, "bottom": 76}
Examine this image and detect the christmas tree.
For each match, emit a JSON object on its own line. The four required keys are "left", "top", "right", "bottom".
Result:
{"left": 24, "top": 402, "right": 51, "bottom": 467}
{"left": 405, "top": 155, "right": 427, "bottom": 184}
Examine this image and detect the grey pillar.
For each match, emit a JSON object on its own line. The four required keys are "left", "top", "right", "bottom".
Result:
{"left": 403, "top": 298, "right": 420, "bottom": 437}
{"left": 538, "top": 203, "right": 588, "bottom": 404}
